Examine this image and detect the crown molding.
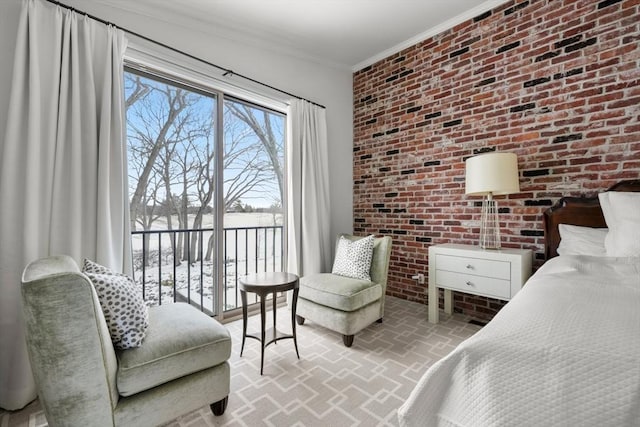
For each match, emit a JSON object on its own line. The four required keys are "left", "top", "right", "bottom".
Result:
{"left": 352, "top": 0, "right": 510, "bottom": 72}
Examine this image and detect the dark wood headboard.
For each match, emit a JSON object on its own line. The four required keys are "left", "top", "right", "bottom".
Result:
{"left": 543, "top": 179, "right": 640, "bottom": 260}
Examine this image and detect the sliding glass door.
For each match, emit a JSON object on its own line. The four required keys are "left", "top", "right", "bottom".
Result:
{"left": 221, "top": 98, "right": 285, "bottom": 311}
{"left": 124, "top": 68, "right": 286, "bottom": 318}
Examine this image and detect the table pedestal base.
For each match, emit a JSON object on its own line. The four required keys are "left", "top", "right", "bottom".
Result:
{"left": 239, "top": 272, "right": 300, "bottom": 375}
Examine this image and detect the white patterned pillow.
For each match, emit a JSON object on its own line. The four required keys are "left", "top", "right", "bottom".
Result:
{"left": 332, "top": 235, "right": 375, "bottom": 281}
{"left": 83, "top": 259, "right": 149, "bottom": 349}
{"left": 83, "top": 258, "right": 129, "bottom": 276}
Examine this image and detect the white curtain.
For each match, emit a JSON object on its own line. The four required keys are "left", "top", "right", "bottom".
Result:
{"left": 286, "top": 99, "right": 332, "bottom": 277}
{"left": 0, "top": 0, "right": 130, "bottom": 410}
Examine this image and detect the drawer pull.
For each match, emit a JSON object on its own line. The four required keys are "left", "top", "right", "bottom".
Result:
{"left": 465, "top": 281, "right": 473, "bottom": 286}
{"left": 466, "top": 264, "right": 473, "bottom": 269}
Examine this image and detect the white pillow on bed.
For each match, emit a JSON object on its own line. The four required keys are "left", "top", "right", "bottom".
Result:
{"left": 557, "top": 224, "right": 608, "bottom": 256}
{"left": 598, "top": 191, "right": 640, "bottom": 257}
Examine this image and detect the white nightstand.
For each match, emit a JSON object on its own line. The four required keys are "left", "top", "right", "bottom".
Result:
{"left": 428, "top": 243, "right": 533, "bottom": 324}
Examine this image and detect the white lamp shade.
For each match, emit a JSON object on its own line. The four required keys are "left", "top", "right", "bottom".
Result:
{"left": 465, "top": 152, "right": 520, "bottom": 196}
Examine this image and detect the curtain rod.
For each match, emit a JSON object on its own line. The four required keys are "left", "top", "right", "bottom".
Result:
{"left": 45, "top": 0, "right": 326, "bottom": 109}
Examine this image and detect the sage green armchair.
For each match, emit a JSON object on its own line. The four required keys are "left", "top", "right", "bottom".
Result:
{"left": 21, "top": 255, "right": 231, "bottom": 427}
{"left": 296, "top": 234, "right": 392, "bottom": 347}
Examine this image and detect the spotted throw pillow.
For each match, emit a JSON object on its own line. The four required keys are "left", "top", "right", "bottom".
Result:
{"left": 82, "top": 259, "right": 149, "bottom": 350}
{"left": 331, "top": 235, "right": 375, "bottom": 281}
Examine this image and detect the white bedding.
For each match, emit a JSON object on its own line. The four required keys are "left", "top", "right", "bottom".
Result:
{"left": 398, "top": 255, "right": 640, "bottom": 427}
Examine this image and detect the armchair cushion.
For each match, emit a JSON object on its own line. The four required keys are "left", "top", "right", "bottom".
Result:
{"left": 116, "top": 302, "right": 231, "bottom": 396}
{"left": 299, "top": 273, "right": 382, "bottom": 312}
{"left": 83, "top": 259, "right": 149, "bottom": 349}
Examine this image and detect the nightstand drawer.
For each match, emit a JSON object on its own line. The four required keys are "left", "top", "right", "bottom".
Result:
{"left": 436, "top": 254, "right": 510, "bottom": 280}
{"left": 435, "top": 270, "right": 511, "bottom": 299}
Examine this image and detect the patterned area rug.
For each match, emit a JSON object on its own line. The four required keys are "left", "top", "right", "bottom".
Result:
{"left": 0, "top": 296, "right": 481, "bottom": 427}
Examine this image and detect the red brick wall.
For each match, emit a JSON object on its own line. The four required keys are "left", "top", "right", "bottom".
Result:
{"left": 353, "top": 0, "right": 640, "bottom": 320}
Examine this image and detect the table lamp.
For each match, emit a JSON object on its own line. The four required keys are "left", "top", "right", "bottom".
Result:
{"left": 465, "top": 152, "right": 520, "bottom": 249}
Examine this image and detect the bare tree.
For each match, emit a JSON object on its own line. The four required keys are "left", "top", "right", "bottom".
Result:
{"left": 187, "top": 128, "right": 215, "bottom": 261}
{"left": 222, "top": 108, "right": 275, "bottom": 210}
{"left": 226, "top": 103, "right": 284, "bottom": 201}
{"left": 126, "top": 75, "right": 192, "bottom": 232}
{"left": 154, "top": 94, "right": 212, "bottom": 262}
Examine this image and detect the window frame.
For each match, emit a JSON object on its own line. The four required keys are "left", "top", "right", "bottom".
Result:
{"left": 124, "top": 59, "right": 288, "bottom": 322}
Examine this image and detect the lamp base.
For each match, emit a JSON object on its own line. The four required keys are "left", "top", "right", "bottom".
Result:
{"left": 479, "top": 197, "right": 501, "bottom": 249}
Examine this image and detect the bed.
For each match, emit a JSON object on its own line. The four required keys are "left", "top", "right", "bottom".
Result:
{"left": 398, "top": 180, "right": 640, "bottom": 427}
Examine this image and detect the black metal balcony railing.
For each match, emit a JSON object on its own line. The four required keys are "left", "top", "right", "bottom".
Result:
{"left": 131, "top": 225, "right": 284, "bottom": 316}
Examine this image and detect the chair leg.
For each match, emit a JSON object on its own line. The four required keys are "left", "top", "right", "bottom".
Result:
{"left": 296, "top": 315, "right": 305, "bottom": 325}
{"left": 342, "top": 334, "right": 354, "bottom": 347}
{"left": 210, "top": 396, "right": 228, "bottom": 416}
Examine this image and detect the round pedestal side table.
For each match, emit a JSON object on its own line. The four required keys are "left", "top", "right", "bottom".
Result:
{"left": 238, "top": 271, "right": 300, "bottom": 375}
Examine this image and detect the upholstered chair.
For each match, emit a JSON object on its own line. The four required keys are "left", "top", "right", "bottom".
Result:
{"left": 21, "top": 255, "right": 231, "bottom": 427}
{"left": 296, "top": 234, "right": 392, "bottom": 347}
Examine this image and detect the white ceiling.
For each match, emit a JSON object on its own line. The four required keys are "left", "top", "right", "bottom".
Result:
{"left": 87, "top": 0, "right": 509, "bottom": 71}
